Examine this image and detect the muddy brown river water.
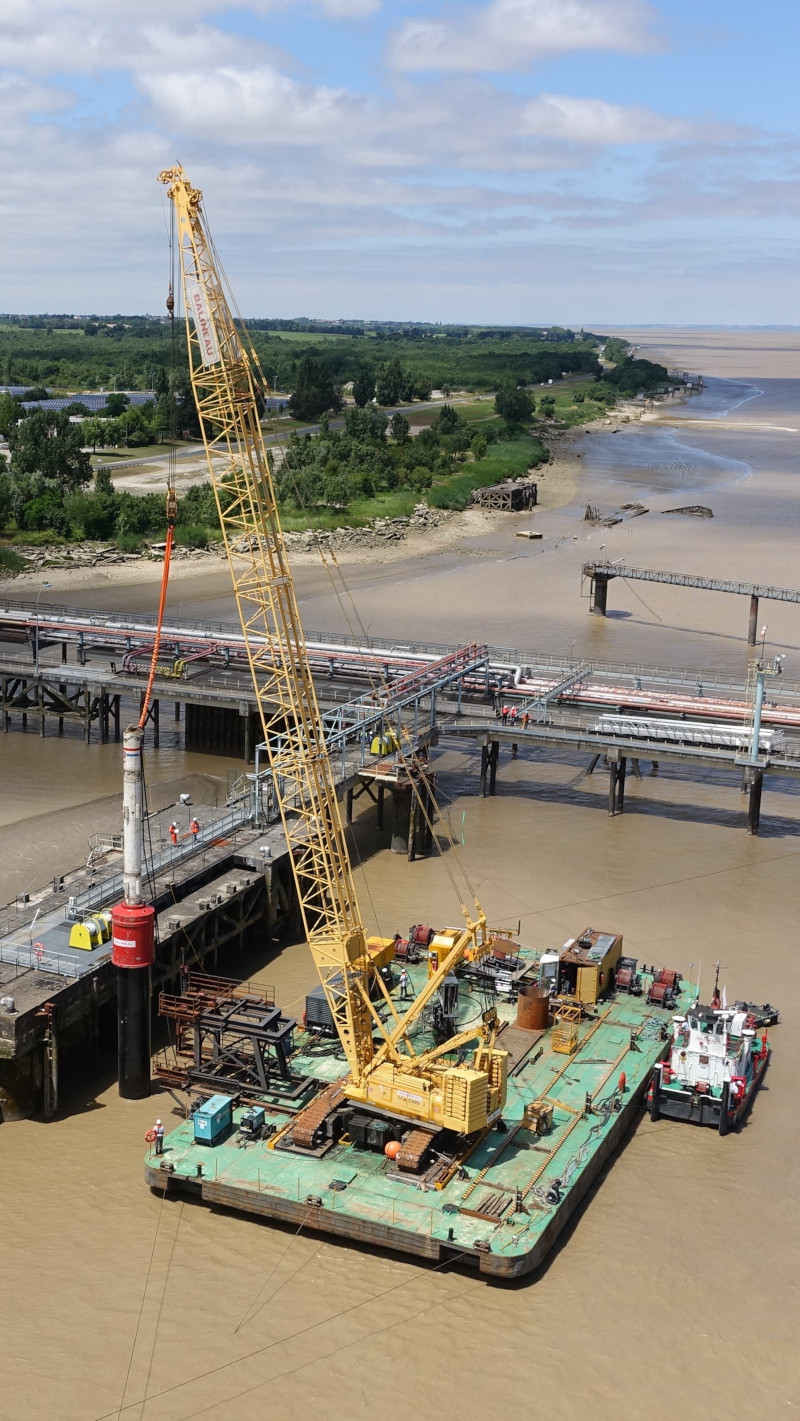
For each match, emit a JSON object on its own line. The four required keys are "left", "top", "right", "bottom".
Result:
{"left": 1, "top": 332, "right": 798, "bottom": 1420}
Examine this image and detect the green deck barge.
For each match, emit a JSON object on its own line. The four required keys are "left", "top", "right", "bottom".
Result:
{"left": 146, "top": 950, "right": 693, "bottom": 1279}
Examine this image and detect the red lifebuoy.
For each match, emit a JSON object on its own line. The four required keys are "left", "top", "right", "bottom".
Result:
{"left": 661, "top": 1062, "right": 672, "bottom": 1084}
{"left": 144, "top": 1128, "right": 157, "bottom": 1143}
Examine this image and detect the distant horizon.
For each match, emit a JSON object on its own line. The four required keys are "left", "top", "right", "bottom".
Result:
{"left": 1, "top": 316, "right": 799, "bottom": 333}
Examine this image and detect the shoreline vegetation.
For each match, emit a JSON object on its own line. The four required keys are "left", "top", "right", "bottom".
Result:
{"left": 0, "top": 322, "right": 680, "bottom": 582}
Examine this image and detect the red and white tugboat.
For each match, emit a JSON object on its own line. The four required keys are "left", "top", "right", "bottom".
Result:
{"left": 649, "top": 971, "right": 776, "bottom": 1135}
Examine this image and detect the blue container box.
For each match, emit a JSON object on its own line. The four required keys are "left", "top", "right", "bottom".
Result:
{"left": 193, "top": 1093, "right": 233, "bottom": 1146}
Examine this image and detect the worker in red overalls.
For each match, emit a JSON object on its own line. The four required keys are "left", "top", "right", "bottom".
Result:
{"left": 169, "top": 822, "right": 178, "bottom": 846}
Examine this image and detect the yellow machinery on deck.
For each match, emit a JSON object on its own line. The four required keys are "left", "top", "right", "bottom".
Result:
{"left": 159, "top": 165, "right": 507, "bottom": 1139}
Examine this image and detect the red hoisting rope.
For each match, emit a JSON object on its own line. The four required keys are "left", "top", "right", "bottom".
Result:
{"left": 138, "top": 511, "right": 176, "bottom": 730}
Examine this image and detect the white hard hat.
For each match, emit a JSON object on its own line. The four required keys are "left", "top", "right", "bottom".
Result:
{"left": 156, "top": 1119, "right": 162, "bottom": 1125}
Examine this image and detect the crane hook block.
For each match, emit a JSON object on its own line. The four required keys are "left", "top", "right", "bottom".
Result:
{"left": 166, "top": 488, "right": 178, "bottom": 526}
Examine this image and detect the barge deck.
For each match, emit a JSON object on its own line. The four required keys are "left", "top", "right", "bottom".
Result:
{"left": 147, "top": 950, "right": 694, "bottom": 1278}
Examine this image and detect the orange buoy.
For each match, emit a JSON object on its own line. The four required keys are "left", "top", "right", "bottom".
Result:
{"left": 618, "top": 1072, "right": 627, "bottom": 1093}
{"left": 384, "top": 1139, "right": 401, "bottom": 1160}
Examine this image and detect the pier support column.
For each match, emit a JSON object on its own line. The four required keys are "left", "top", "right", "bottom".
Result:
{"left": 174, "top": 700, "right": 181, "bottom": 722}
{"left": 99, "top": 693, "right": 108, "bottom": 745}
{"left": 152, "top": 698, "right": 160, "bottom": 749}
{"left": 377, "top": 783, "right": 385, "bottom": 828}
{"left": 479, "top": 744, "right": 489, "bottom": 798}
{"left": 345, "top": 787, "right": 354, "bottom": 824}
{"left": 586, "top": 753, "right": 601, "bottom": 776}
{"left": 511, "top": 742, "right": 518, "bottom": 760}
{"left": 607, "top": 753, "right": 625, "bottom": 816}
{"left": 390, "top": 786, "right": 413, "bottom": 854}
{"left": 747, "top": 770, "right": 764, "bottom": 835}
{"left": 591, "top": 574, "right": 609, "bottom": 616}
{"left": 748, "top": 593, "right": 759, "bottom": 646}
{"left": 488, "top": 741, "right": 499, "bottom": 795}
{"left": 616, "top": 756, "right": 627, "bottom": 813}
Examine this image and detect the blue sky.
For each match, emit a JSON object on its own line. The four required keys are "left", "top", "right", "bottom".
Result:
{"left": 1, "top": 0, "right": 798, "bottom": 323}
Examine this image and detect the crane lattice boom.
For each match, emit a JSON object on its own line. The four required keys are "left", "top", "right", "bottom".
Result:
{"left": 159, "top": 166, "right": 506, "bottom": 1134}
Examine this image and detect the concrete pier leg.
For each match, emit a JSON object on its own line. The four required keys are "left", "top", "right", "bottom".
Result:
{"left": 113, "top": 696, "right": 121, "bottom": 742}
{"left": 480, "top": 744, "right": 489, "bottom": 798}
{"left": 390, "top": 786, "right": 412, "bottom": 854}
{"left": 345, "top": 787, "right": 354, "bottom": 824}
{"left": 39, "top": 684, "right": 46, "bottom": 738}
{"left": 152, "top": 698, "right": 160, "bottom": 749}
{"left": 592, "top": 575, "right": 609, "bottom": 616}
{"left": 586, "top": 754, "right": 601, "bottom": 776}
{"left": 511, "top": 742, "right": 518, "bottom": 759}
{"left": 616, "top": 756, "right": 627, "bottom": 813}
{"left": 631, "top": 757, "right": 642, "bottom": 781}
{"left": 99, "top": 693, "right": 108, "bottom": 745}
{"left": 608, "top": 757, "right": 619, "bottom": 816}
{"left": 61, "top": 641, "right": 67, "bottom": 665}
{"left": 748, "top": 593, "right": 759, "bottom": 647}
{"left": 175, "top": 700, "right": 181, "bottom": 722}
{"left": 243, "top": 710, "right": 252, "bottom": 764}
{"left": 740, "top": 767, "right": 750, "bottom": 794}
{"left": 488, "top": 741, "right": 499, "bottom": 795}
{"left": 377, "top": 784, "right": 385, "bottom": 828}
{"left": 748, "top": 771, "right": 764, "bottom": 835}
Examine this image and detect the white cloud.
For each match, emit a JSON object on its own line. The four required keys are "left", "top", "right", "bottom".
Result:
{"left": 389, "top": 0, "right": 659, "bottom": 72}
{"left": 140, "top": 63, "right": 362, "bottom": 144}
{"left": 521, "top": 94, "right": 695, "bottom": 145}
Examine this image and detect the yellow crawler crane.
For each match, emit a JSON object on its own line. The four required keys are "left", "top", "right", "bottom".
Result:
{"left": 159, "top": 166, "right": 506, "bottom": 1138}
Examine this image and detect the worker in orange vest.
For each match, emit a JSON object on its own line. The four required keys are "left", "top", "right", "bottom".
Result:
{"left": 169, "top": 822, "right": 178, "bottom": 846}
{"left": 190, "top": 817, "right": 200, "bottom": 839}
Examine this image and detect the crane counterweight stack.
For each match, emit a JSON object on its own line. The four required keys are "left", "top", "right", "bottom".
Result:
{"left": 158, "top": 164, "right": 506, "bottom": 1141}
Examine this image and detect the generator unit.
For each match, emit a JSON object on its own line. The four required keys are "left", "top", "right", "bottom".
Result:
{"left": 238, "top": 1105, "right": 266, "bottom": 1141}
{"left": 193, "top": 1093, "right": 233, "bottom": 1146}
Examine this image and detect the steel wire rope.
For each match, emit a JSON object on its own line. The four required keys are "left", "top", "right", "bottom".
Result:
{"left": 137, "top": 200, "right": 179, "bottom": 734}
{"left": 93, "top": 1249, "right": 475, "bottom": 1421}
{"left": 621, "top": 575, "right": 664, "bottom": 623}
{"left": 196, "top": 205, "right": 479, "bottom": 914}
{"left": 278, "top": 463, "right": 480, "bottom": 917}
{"left": 233, "top": 1203, "right": 316, "bottom": 1334}
{"left": 111, "top": 1176, "right": 171, "bottom": 1421}
{"left": 137, "top": 1198, "right": 185, "bottom": 1418}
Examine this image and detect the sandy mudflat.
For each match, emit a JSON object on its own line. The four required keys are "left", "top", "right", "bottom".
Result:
{"left": 605, "top": 325, "right": 800, "bottom": 379}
